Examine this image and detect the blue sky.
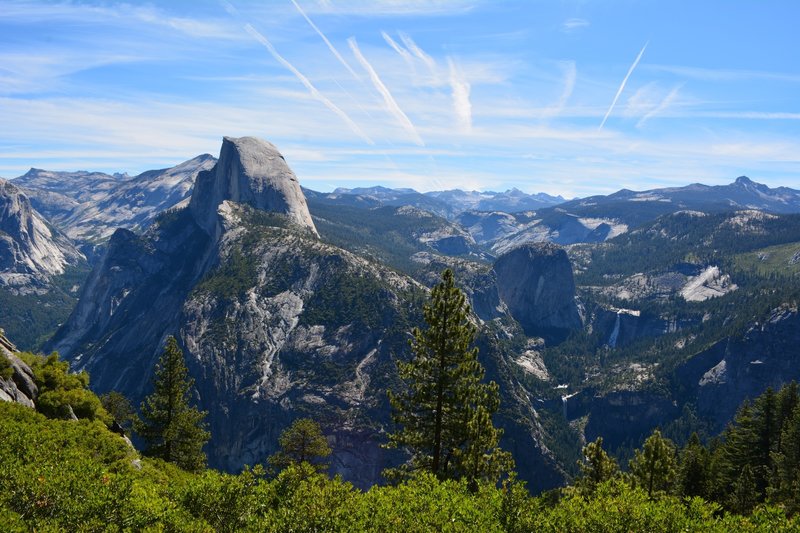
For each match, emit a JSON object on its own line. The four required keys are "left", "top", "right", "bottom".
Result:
{"left": 1, "top": 0, "right": 799, "bottom": 197}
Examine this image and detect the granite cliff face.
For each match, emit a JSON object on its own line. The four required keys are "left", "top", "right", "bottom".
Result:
{"left": 0, "top": 179, "right": 84, "bottom": 291}
{"left": 189, "top": 136, "right": 317, "bottom": 239}
{"left": 493, "top": 243, "right": 582, "bottom": 339}
{"left": 677, "top": 304, "right": 800, "bottom": 430}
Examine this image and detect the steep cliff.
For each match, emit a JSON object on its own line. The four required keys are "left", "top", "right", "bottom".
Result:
{"left": 677, "top": 304, "right": 800, "bottom": 430}
{"left": 493, "top": 243, "right": 582, "bottom": 340}
{"left": 189, "top": 136, "right": 317, "bottom": 239}
{"left": 0, "top": 179, "right": 84, "bottom": 287}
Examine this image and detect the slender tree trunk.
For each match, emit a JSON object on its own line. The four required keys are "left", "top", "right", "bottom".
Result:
{"left": 432, "top": 312, "right": 448, "bottom": 477}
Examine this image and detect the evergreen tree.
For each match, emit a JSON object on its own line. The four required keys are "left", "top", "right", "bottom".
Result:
{"left": 575, "top": 437, "right": 619, "bottom": 495}
{"left": 771, "top": 404, "right": 800, "bottom": 512}
{"left": 386, "top": 269, "right": 512, "bottom": 488}
{"left": 676, "top": 432, "right": 710, "bottom": 499}
{"left": 269, "top": 418, "right": 331, "bottom": 473}
{"left": 100, "top": 391, "right": 137, "bottom": 434}
{"left": 628, "top": 429, "right": 677, "bottom": 499}
{"left": 136, "top": 336, "right": 209, "bottom": 472}
{"left": 728, "top": 465, "right": 758, "bottom": 515}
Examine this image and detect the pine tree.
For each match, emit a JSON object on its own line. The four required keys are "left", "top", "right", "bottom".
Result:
{"left": 728, "top": 465, "right": 758, "bottom": 515}
{"left": 676, "top": 432, "right": 711, "bottom": 499}
{"left": 269, "top": 418, "right": 332, "bottom": 473}
{"left": 576, "top": 437, "right": 619, "bottom": 495}
{"left": 771, "top": 404, "right": 800, "bottom": 512}
{"left": 385, "top": 269, "right": 512, "bottom": 488}
{"left": 135, "top": 336, "right": 210, "bottom": 472}
{"left": 628, "top": 429, "right": 677, "bottom": 499}
{"left": 100, "top": 391, "right": 137, "bottom": 434}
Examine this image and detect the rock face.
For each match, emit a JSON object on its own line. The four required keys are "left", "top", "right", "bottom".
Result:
{"left": 677, "top": 304, "right": 800, "bottom": 430}
{"left": 0, "top": 179, "right": 84, "bottom": 288}
{"left": 0, "top": 333, "right": 37, "bottom": 408}
{"left": 584, "top": 391, "right": 679, "bottom": 450}
{"left": 189, "top": 136, "right": 317, "bottom": 239}
{"left": 493, "top": 243, "right": 582, "bottom": 339}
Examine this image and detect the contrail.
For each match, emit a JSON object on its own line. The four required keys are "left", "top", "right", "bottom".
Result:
{"left": 348, "top": 37, "right": 424, "bottom": 146}
{"left": 399, "top": 32, "right": 437, "bottom": 78}
{"left": 289, "top": 0, "right": 361, "bottom": 81}
{"left": 243, "top": 24, "right": 374, "bottom": 145}
{"left": 382, "top": 31, "right": 414, "bottom": 65}
{"left": 600, "top": 41, "right": 648, "bottom": 129}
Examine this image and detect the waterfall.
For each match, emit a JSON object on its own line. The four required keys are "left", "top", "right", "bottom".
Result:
{"left": 608, "top": 311, "right": 621, "bottom": 348}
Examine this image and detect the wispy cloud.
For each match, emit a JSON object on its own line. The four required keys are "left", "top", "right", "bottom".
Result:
{"left": 381, "top": 31, "right": 414, "bottom": 67}
{"left": 348, "top": 37, "right": 424, "bottom": 146}
{"left": 289, "top": 0, "right": 361, "bottom": 81}
{"left": 242, "top": 24, "right": 374, "bottom": 145}
{"left": 300, "top": 1, "right": 480, "bottom": 16}
{"left": 644, "top": 64, "right": 800, "bottom": 83}
{"left": 600, "top": 41, "right": 648, "bottom": 129}
{"left": 399, "top": 32, "right": 438, "bottom": 79}
{"left": 562, "top": 18, "right": 590, "bottom": 32}
{"left": 637, "top": 84, "right": 682, "bottom": 127}
{"left": 448, "top": 59, "right": 472, "bottom": 132}
{"left": 542, "top": 61, "right": 576, "bottom": 118}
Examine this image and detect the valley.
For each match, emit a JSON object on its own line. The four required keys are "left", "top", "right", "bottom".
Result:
{"left": 2, "top": 136, "right": 800, "bottom": 497}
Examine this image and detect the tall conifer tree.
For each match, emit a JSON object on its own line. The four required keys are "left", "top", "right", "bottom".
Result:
{"left": 136, "top": 336, "right": 210, "bottom": 472}
{"left": 386, "top": 269, "right": 512, "bottom": 488}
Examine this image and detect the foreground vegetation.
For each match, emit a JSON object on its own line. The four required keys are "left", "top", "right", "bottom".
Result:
{"left": 2, "top": 346, "right": 800, "bottom": 531}
{"left": 2, "top": 400, "right": 799, "bottom": 532}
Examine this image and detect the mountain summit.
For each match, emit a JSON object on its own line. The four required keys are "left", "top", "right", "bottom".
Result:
{"left": 189, "top": 136, "right": 318, "bottom": 238}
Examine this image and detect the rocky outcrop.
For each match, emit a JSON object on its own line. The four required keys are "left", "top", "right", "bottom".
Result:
{"left": 0, "top": 179, "right": 84, "bottom": 290}
{"left": 0, "top": 333, "right": 37, "bottom": 408}
{"left": 189, "top": 136, "right": 317, "bottom": 239}
{"left": 493, "top": 243, "right": 582, "bottom": 339}
{"left": 677, "top": 304, "right": 800, "bottom": 431}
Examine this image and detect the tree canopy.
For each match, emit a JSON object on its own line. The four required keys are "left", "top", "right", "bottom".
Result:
{"left": 386, "top": 268, "right": 512, "bottom": 488}
{"left": 135, "top": 336, "right": 209, "bottom": 472}
{"left": 268, "top": 417, "right": 331, "bottom": 473}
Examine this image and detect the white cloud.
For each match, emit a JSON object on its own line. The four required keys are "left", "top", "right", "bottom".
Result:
{"left": 348, "top": 37, "right": 424, "bottom": 146}
{"left": 637, "top": 84, "right": 682, "bottom": 127}
{"left": 562, "top": 18, "right": 590, "bottom": 32}
{"left": 299, "top": 1, "right": 480, "bottom": 16}
{"left": 541, "top": 61, "right": 576, "bottom": 118}
{"left": 448, "top": 59, "right": 472, "bottom": 132}
{"left": 381, "top": 31, "right": 415, "bottom": 68}
{"left": 399, "top": 32, "right": 438, "bottom": 80}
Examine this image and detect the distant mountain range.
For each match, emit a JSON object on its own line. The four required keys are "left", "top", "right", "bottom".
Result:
{"left": 304, "top": 186, "right": 567, "bottom": 219}
{"left": 12, "top": 154, "right": 216, "bottom": 244}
